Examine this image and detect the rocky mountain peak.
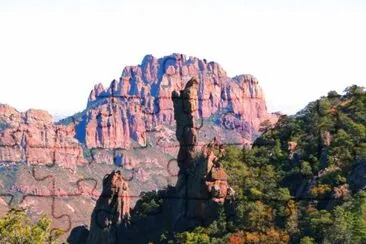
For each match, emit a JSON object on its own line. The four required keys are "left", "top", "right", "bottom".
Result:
{"left": 83, "top": 53, "right": 277, "bottom": 150}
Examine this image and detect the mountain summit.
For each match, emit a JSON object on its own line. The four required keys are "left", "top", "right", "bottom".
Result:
{"left": 82, "top": 53, "right": 277, "bottom": 150}
{"left": 0, "top": 53, "right": 277, "bottom": 241}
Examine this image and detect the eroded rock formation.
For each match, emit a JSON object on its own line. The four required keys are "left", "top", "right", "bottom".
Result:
{"left": 83, "top": 53, "right": 277, "bottom": 149}
{"left": 169, "top": 77, "right": 234, "bottom": 225}
{"left": 0, "top": 53, "right": 276, "bottom": 169}
{"left": 172, "top": 77, "right": 200, "bottom": 168}
{"left": 87, "top": 170, "right": 130, "bottom": 244}
{"left": 84, "top": 78, "right": 235, "bottom": 242}
{"left": 0, "top": 104, "right": 85, "bottom": 170}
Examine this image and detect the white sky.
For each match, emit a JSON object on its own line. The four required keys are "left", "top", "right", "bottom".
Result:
{"left": 0, "top": 0, "right": 365, "bottom": 119}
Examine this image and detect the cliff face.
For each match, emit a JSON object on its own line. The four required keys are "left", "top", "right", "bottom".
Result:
{"left": 0, "top": 104, "right": 85, "bottom": 170}
{"left": 0, "top": 53, "right": 276, "bottom": 168}
{"left": 83, "top": 53, "right": 276, "bottom": 149}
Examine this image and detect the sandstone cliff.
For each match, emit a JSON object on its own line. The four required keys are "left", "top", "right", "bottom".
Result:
{"left": 82, "top": 53, "right": 276, "bottom": 150}
{"left": 0, "top": 104, "right": 85, "bottom": 170}
{"left": 0, "top": 53, "right": 276, "bottom": 169}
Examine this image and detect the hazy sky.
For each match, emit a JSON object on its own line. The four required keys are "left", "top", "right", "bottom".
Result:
{"left": 0, "top": 0, "right": 365, "bottom": 119}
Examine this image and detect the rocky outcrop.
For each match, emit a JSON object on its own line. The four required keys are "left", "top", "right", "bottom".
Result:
{"left": 84, "top": 79, "right": 235, "bottom": 243}
{"left": 83, "top": 53, "right": 277, "bottom": 149}
{"left": 0, "top": 104, "right": 85, "bottom": 170}
{"left": 87, "top": 170, "right": 130, "bottom": 244}
{"left": 172, "top": 77, "right": 200, "bottom": 168}
{"left": 168, "top": 78, "right": 234, "bottom": 225}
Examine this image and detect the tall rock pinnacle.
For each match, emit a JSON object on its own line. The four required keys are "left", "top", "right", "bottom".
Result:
{"left": 172, "top": 77, "right": 200, "bottom": 168}
{"left": 169, "top": 77, "right": 234, "bottom": 226}
{"left": 87, "top": 170, "right": 130, "bottom": 244}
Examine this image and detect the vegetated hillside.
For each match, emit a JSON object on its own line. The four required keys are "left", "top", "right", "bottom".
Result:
{"left": 130, "top": 85, "right": 365, "bottom": 243}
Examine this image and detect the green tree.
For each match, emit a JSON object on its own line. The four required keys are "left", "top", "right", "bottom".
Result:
{"left": 176, "top": 227, "right": 210, "bottom": 244}
{"left": 305, "top": 209, "right": 332, "bottom": 241}
{"left": 349, "top": 192, "right": 366, "bottom": 242}
{"left": 300, "top": 236, "right": 315, "bottom": 244}
{"left": 324, "top": 207, "right": 353, "bottom": 244}
{"left": 0, "top": 208, "right": 62, "bottom": 244}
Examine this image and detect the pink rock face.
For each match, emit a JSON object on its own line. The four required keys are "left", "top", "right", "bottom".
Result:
{"left": 85, "top": 53, "right": 277, "bottom": 149}
{"left": 85, "top": 103, "right": 131, "bottom": 149}
{"left": 0, "top": 53, "right": 277, "bottom": 169}
{"left": 0, "top": 105, "right": 86, "bottom": 170}
{"left": 0, "top": 104, "right": 22, "bottom": 126}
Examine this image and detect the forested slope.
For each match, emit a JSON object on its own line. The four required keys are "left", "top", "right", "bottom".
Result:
{"left": 170, "top": 85, "right": 366, "bottom": 243}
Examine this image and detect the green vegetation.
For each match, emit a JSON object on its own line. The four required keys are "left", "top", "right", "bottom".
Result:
{"left": 132, "top": 85, "right": 365, "bottom": 243}
{"left": 132, "top": 191, "right": 164, "bottom": 221}
{"left": 198, "top": 85, "right": 366, "bottom": 243}
{"left": 0, "top": 208, "right": 62, "bottom": 244}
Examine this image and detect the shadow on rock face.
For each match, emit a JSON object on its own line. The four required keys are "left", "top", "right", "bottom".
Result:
{"left": 67, "top": 225, "right": 89, "bottom": 244}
